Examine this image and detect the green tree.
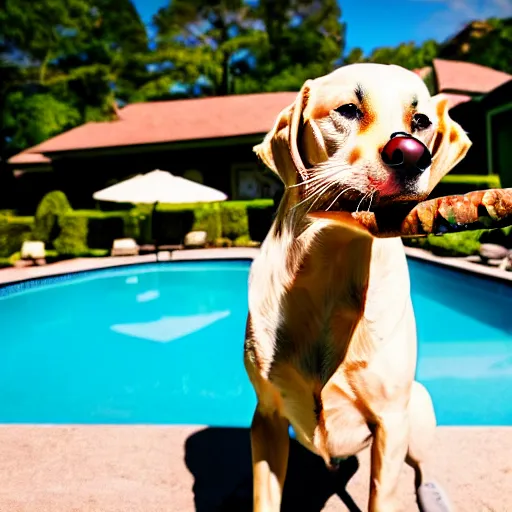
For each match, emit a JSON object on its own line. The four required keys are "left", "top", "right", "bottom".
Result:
{"left": 0, "top": 0, "right": 150, "bottom": 153}
{"left": 148, "top": 0, "right": 345, "bottom": 98}
{"left": 344, "top": 39, "right": 439, "bottom": 70}
{"left": 438, "top": 17, "right": 512, "bottom": 75}
{"left": 3, "top": 92, "right": 81, "bottom": 150}
{"left": 237, "top": 0, "right": 345, "bottom": 93}
{"left": 148, "top": 0, "right": 264, "bottom": 98}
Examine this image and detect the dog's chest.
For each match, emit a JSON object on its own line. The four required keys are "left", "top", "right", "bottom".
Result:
{"left": 273, "top": 236, "right": 371, "bottom": 384}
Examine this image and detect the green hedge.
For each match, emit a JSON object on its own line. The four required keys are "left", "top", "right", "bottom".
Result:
{"left": 433, "top": 174, "right": 502, "bottom": 199}
{"left": 440, "top": 174, "right": 501, "bottom": 188}
{"left": 403, "top": 226, "right": 512, "bottom": 257}
{"left": 1, "top": 194, "right": 275, "bottom": 258}
{"left": 0, "top": 216, "right": 34, "bottom": 257}
{"left": 53, "top": 214, "right": 89, "bottom": 256}
{"left": 220, "top": 201, "right": 248, "bottom": 240}
{"left": 69, "top": 210, "right": 128, "bottom": 249}
{"left": 154, "top": 199, "right": 273, "bottom": 245}
{"left": 152, "top": 203, "right": 219, "bottom": 244}
{"left": 33, "top": 191, "right": 72, "bottom": 243}
{"left": 53, "top": 210, "right": 133, "bottom": 256}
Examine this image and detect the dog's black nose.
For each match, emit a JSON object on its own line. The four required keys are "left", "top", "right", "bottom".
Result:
{"left": 381, "top": 132, "right": 431, "bottom": 175}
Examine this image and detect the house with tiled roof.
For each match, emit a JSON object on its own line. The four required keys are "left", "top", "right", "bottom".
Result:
{"left": 8, "top": 92, "right": 296, "bottom": 212}
{"left": 417, "top": 59, "right": 512, "bottom": 183}
{"left": 7, "top": 58, "right": 512, "bottom": 213}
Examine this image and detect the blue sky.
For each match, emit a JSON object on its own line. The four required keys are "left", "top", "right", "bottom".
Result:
{"left": 133, "top": 0, "right": 512, "bottom": 54}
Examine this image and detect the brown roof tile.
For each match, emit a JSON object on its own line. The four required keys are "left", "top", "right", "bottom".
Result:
{"left": 8, "top": 151, "right": 51, "bottom": 165}
{"left": 11, "top": 61, "right": 508, "bottom": 166}
{"left": 9, "top": 92, "right": 297, "bottom": 160}
{"left": 433, "top": 58, "right": 511, "bottom": 95}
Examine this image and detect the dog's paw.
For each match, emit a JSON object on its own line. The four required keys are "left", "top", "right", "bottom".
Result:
{"left": 417, "top": 481, "right": 453, "bottom": 512}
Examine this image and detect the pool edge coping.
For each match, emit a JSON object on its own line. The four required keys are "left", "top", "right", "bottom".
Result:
{"left": 0, "top": 248, "right": 260, "bottom": 287}
{"left": 0, "top": 245, "right": 511, "bottom": 287}
{"left": 404, "top": 246, "right": 512, "bottom": 284}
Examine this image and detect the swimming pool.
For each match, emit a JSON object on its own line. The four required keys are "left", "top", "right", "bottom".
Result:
{"left": 0, "top": 258, "right": 511, "bottom": 426}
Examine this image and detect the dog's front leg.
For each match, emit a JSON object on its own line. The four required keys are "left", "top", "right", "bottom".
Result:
{"left": 251, "top": 404, "right": 290, "bottom": 512}
{"left": 369, "top": 412, "right": 409, "bottom": 512}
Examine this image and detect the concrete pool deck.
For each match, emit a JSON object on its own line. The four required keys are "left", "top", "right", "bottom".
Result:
{"left": 0, "top": 247, "right": 511, "bottom": 511}
{"left": 0, "top": 425, "right": 510, "bottom": 512}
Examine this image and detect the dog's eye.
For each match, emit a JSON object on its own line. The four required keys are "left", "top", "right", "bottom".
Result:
{"left": 335, "top": 103, "right": 363, "bottom": 121}
{"left": 412, "top": 113, "right": 432, "bottom": 131}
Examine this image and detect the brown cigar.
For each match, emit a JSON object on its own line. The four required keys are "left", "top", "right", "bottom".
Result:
{"left": 308, "top": 188, "right": 512, "bottom": 238}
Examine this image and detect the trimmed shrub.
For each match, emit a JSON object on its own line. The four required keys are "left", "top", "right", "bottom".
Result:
{"left": 440, "top": 174, "right": 501, "bottom": 188}
{"left": 214, "top": 237, "right": 234, "bottom": 247}
{"left": 190, "top": 203, "right": 222, "bottom": 242}
{"left": 153, "top": 199, "right": 273, "bottom": 245}
{"left": 52, "top": 210, "right": 133, "bottom": 255}
{"left": 234, "top": 235, "right": 260, "bottom": 247}
{"left": 70, "top": 210, "right": 127, "bottom": 249}
{"left": 0, "top": 216, "right": 34, "bottom": 257}
{"left": 153, "top": 207, "right": 195, "bottom": 245}
{"left": 33, "top": 191, "right": 72, "bottom": 244}
{"left": 125, "top": 208, "right": 142, "bottom": 240}
{"left": 403, "top": 230, "right": 484, "bottom": 257}
{"left": 403, "top": 225, "right": 512, "bottom": 258}
{"left": 0, "top": 252, "right": 21, "bottom": 268}
{"left": 53, "top": 214, "right": 88, "bottom": 256}
{"left": 220, "top": 201, "right": 249, "bottom": 240}
{"left": 154, "top": 203, "right": 222, "bottom": 244}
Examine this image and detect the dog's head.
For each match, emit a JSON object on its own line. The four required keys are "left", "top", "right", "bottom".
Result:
{"left": 254, "top": 63, "right": 472, "bottom": 212}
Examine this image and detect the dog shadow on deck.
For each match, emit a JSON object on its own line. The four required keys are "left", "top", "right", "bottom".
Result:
{"left": 184, "top": 427, "right": 362, "bottom": 512}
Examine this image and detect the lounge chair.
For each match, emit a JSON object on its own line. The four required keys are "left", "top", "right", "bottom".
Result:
{"left": 478, "top": 243, "right": 508, "bottom": 266}
{"left": 184, "top": 231, "right": 207, "bottom": 249}
{"left": 20, "top": 240, "right": 46, "bottom": 265}
{"left": 111, "top": 238, "right": 140, "bottom": 257}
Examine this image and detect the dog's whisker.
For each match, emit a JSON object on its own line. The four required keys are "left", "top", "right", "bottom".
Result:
{"left": 287, "top": 167, "right": 341, "bottom": 189}
{"left": 308, "top": 182, "right": 344, "bottom": 211}
{"left": 304, "top": 183, "right": 334, "bottom": 213}
{"left": 367, "top": 191, "right": 375, "bottom": 213}
{"left": 291, "top": 174, "right": 340, "bottom": 211}
{"left": 325, "top": 186, "right": 358, "bottom": 211}
{"left": 356, "top": 193, "right": 369, "bottom": 214}
{"left": 300, "top": 179, "right": 338, "bottom": 214}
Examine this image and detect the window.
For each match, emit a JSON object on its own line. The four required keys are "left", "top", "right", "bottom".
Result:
{"left": 231, "top": 163, "right": 282, "bottom": 200}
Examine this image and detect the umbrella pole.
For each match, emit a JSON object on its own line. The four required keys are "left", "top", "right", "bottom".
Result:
{"left": 152, "top": 201, "right": 159, "bottom": 262}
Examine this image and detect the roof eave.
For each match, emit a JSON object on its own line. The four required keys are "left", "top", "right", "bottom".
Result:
{"left": 39, "top": 133, "right": 267, "bottom": 160}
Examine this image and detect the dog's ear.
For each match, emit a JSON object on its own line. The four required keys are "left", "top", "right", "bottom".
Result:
{"left": 426, "top": 95, "right": 472, "bottom": 193}
{"left": 254, "top": 80, "right": 328, "bottom": 186}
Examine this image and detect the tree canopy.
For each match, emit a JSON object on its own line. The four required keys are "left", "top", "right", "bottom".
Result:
{"left": 0, "top": 0, "right": 149, "bottom": 155}
{"left": 0, "top": 0, "right": 510, "bottom": 159}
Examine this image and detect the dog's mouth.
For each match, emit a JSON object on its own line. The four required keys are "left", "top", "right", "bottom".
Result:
{"left": 306, "top": 188, "right": 425, "bottom": 216}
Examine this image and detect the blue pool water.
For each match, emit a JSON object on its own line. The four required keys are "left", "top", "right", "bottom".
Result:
{"left": 0, "top": 259, "right": 511, "bottom": 426}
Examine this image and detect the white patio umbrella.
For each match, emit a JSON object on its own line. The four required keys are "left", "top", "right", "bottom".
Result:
{"left": 92, "top": 169, "right": 227, "bottom": 204}
{"left": 92, "top": 169, "right": 227, "bottom": 253}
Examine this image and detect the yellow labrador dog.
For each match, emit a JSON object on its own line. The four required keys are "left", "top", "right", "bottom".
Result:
{"left": 244, "top": 63, "right": 471, "bottom": 512}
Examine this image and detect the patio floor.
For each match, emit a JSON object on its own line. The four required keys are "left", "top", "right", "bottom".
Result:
{"left": 0, "top": 425, "right": 510, "bottom": 512}
{"left": 0, "top": 248, "right": 511, "bottom": 511}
